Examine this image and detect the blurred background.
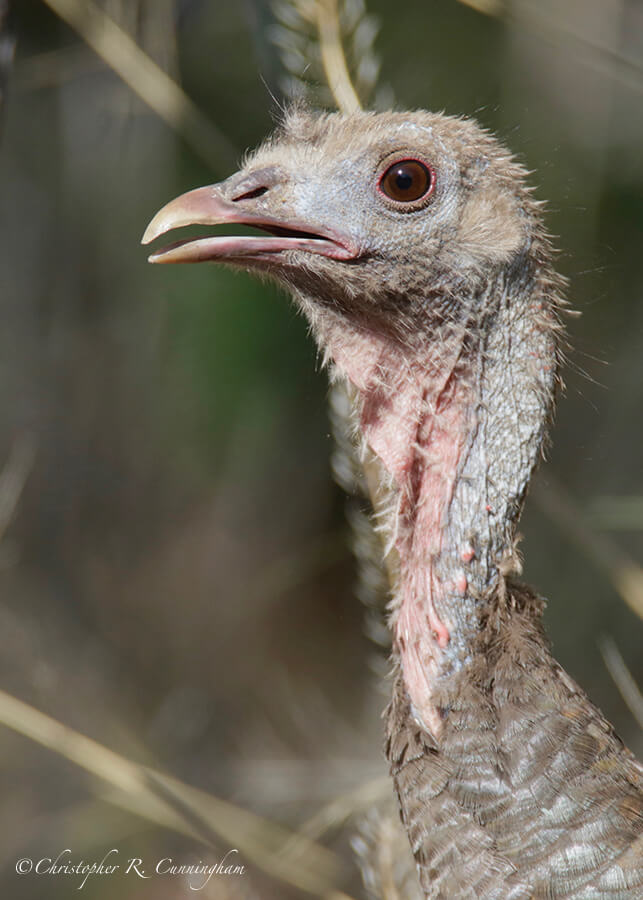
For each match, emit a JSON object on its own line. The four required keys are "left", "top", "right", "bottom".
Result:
{"left": 0, "top": 1, "right": 642, "bottom": 897}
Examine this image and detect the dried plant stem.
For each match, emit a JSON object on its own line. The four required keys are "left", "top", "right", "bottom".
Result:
{"left": 455, "top": 0, "right": 643, "bottom": 96}
{"left": 0, "top": 434, "right": 36, "bottom": 543}
{"left": 598, "top": 636, "right": 643, "bottom": 731}
{"left": 0, "top": 688, "right": 343, "bottom": 894}
{"left": 41, "top": 0, "right": 236, "bottom": 170}
{"left": 242, "top": 530, "right": 348, "bottom": 611}
{"left": 533, "top": 478, "right": 643, "bottom": 621}
{"left": 316, "top": 0, "right": 362, "bottom": 114}
{"left": 15, "top": 44, "right": 99, "bottom": 93}
{"left": 588, "top": 495, "right": 643, "bottom": 531}
{"left": 456, "top": 0, "right": 502, "bottom": 14}
{"left": 0, "top": 0, "right": 14, "bottom": 115}
{"left": 301, "top": 776, "right": 390, "bottom": 840}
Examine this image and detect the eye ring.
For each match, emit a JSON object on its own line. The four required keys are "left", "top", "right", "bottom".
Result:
{"left": 378, "top": 158, "right": 435, "bottom": 206}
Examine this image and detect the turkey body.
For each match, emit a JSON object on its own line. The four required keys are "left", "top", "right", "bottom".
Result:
{"left": 387, "top": 582, "right": 643, "bottom": 898}
{"left": 143, "top": 107, "right": 643, "bottom": 898}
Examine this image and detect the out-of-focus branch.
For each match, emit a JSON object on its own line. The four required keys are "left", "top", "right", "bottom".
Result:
{"left": 0, "top": 0, "right": 14, "bottom": 122}
{"left": 41, "top": 0, "right": 236, "bottom": 171}
{"left": 0, "top": 687, "right": 344, "bottom": 895}
{"left": 598, "top": 636, "right": 643, "bottom": 731}
{"left": 0, "top": 434, "right": 36, "bottom": 544}
{"left": 454, "top": 0, "right": 643, "bottom": 96}
{"left": 509, "top": 2, "right": 643, "bottom": 97}
{"left": 588, "top": 495, "right": 643, "bottom": 531}
{"left": 532, "top": 477, "right": 643, "bottom": 621}
{"left": 241, "top": 530, "right": 349, "bottom": 611}
{"left": 14, "top": 43, "right": 112, "bottom": 93}
{"left": 301, "top": 775, "right": 390, "bottom": 840}
{"left": 457, "top": 0, "right": 502, "bottom": 14}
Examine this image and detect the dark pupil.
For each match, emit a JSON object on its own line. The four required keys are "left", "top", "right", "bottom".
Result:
{"left": 395, "top": 169, "right": 414, "bottom": 192}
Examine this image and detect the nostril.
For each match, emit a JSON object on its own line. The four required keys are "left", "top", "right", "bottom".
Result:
{"left": 232, "top": 186, "right": 269, "bottom": 202}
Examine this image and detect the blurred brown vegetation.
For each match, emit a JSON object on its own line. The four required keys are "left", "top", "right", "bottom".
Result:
{"left": 0, "top": 1, "right": 642, "bottom": 898}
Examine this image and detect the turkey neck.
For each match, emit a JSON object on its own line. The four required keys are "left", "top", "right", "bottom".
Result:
{"left": 299, "top": 265, "right": 559, "bottom": 736}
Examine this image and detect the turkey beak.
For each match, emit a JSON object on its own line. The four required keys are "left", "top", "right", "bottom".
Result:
{"left": 142, "top": 185, "right": 266, "bottom": 263}
{"left": 142, "top": 182, "right": 359, "bottom": 265}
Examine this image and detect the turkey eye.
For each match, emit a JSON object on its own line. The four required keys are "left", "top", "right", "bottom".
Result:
{"left": 379, "top": 159, "right": 434, "bottom": 203}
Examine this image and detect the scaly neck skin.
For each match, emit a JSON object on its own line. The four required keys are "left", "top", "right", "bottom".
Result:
{"left": 299, "top": 268, "right": 558, "bottom": 737}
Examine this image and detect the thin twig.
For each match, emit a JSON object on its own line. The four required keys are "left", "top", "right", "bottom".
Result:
{"left": 0, "top": 688, "right": 343, "bottom": 894}
{"left": 41, "top": 0, "right": 236, "bottom": 171}
{"left": 598, "top": 635, "right": 643, "bottom": 731}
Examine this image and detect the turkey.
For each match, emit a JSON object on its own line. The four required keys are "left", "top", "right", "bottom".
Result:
{"left": 143, "top": 107, "right": 643, "bottom": 898}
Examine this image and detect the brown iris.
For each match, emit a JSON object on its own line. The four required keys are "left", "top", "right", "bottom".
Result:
{"left": 379, "top": 159, "right": 434, "bottom": 203}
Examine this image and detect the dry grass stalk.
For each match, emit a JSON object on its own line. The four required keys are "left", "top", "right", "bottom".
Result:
{"left": 533, "top": 477, "right": 643, "bottom": 621}
{"left": 316, "top": 0, "right": 362, "bottom": 113}
{"left": 598, "top": 636, "right": 643, "bottom": 731}
{"left": 41, "top": 0, "right": 236, "bottom": 170}
{"left": 0, "top": 434, "right": 36, "bottom": 544}
{"left": 0, "top": 688, "right": 344, "bottom": 894}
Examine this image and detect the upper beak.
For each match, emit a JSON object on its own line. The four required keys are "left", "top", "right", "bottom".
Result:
{"left": 142, "top": 183, "right": 359, "bottom": 265}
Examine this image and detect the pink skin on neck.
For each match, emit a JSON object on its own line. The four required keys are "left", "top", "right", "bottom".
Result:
{"left": 325, "top": 323, "right": 468, "bottom": 737}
